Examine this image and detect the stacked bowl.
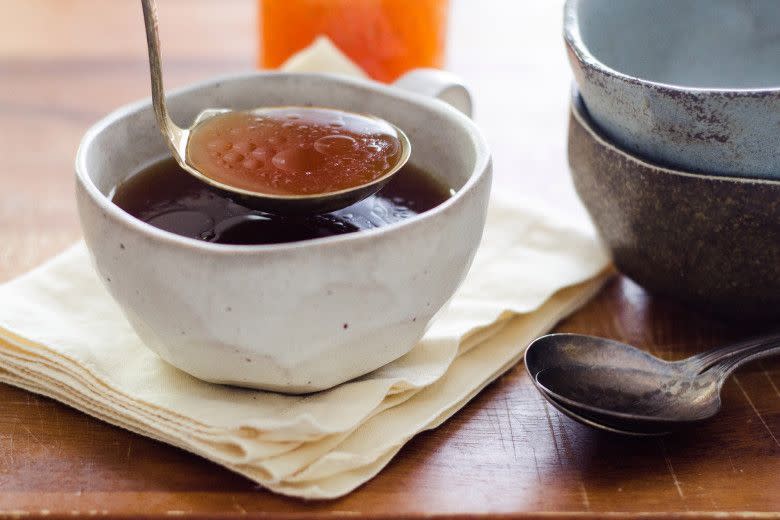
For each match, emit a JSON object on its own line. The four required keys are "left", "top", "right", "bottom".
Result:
{"left": 564, "top": 0, "right": 780, "bottom": 320}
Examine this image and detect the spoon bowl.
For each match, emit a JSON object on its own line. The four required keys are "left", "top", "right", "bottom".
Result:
{"left": 526, "top": 333, "right": 780, "bottom": 435}
{"left": 536, "top": 365, "right": 722, "bottom": 423}
{"left": 142, "top": 0, "right": 410, "bottom": 215}
{"left": 539, "top": 388, "right": 673, "bottom": 436}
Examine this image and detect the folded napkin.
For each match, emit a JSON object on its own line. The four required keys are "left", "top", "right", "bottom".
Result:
{"left": 0, "top": 41, "right": 611, "bottom": 499}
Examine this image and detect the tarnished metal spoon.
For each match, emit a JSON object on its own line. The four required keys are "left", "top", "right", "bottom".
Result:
{"left": 141, "top": 0, "right": 410, "bottom": 215}
{"left": 525, "top": 332, "right": 780, "bottom": 436}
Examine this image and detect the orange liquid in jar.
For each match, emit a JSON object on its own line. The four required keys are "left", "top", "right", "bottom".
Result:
{"left": 259, "top": 0, "right": 450, "bottom": 82}
{"left": 187, "top": 108, "right": 403, "bottom": 196}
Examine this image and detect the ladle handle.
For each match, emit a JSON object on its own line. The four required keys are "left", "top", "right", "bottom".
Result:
{"left": 141, "top": 0, "right": 183, "bottom": 138}
{"left": 706, "top": 342, "right": 780, "bottom": 382}
{"left": 686, "top": 331, "right": 780, "bottom": 374}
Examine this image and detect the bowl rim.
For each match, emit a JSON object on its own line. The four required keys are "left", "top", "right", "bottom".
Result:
{"left": 75, "top": 70, "right": 492, "bottom": 255}
{"left": 571, "top": 86, "right": 780, "bottom": 186}
{"left": 564, "top": 0, "right": 780, "bottom": 95}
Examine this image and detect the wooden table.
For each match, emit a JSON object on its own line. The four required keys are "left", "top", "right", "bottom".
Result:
{"left": 0, "top": 1, "right": 778, "bottom": 517}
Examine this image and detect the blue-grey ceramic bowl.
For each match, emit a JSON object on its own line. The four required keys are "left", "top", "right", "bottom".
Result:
{"left": 565, "top": 0, "right": 780, "bottom": 179}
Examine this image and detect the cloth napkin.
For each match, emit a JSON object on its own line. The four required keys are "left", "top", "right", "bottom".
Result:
{"left": 0, "top": 40, "right": 611, "bottom": 499}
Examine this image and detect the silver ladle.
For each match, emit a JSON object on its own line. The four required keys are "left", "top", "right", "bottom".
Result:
{"left": 525, "top": 332, "right": 780, "bottom": 436}
{"left": 141, "top": 0, "right": 411, "bottom": 214}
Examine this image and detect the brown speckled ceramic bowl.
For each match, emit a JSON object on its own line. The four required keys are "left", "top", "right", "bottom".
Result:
{"left": 568, "top": 90, "right": 780, "bottom": 320}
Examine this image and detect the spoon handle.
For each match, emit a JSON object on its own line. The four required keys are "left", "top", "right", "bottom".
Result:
{"left": 686, "top": 331, "right": 780, "bottom": 373}
{"left": 141, "top": 0, "right": 183, "bottom": 139}
{"left": 706, "top": 343, "right": 780, "bottom": 382}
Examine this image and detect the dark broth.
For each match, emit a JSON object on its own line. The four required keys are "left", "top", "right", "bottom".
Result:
{"left": 111, "top": 157, "right": 451, "bottom": 245}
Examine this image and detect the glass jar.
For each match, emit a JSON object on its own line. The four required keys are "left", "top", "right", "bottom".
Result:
{"left": 259, "top": 0, "right": 450, "bottom": 82}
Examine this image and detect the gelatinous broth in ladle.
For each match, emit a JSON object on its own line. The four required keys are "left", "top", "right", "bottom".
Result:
{"left": 187, "top": 107, "right": 405, "bottom": 197}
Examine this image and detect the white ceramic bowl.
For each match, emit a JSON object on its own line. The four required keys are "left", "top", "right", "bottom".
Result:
{"left": 75, "top": 70, "right": 492, "bottom": 393}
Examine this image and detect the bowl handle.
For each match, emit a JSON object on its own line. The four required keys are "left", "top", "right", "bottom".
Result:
{"left": 393, "top": 68, "right": 473, "bottom": 118}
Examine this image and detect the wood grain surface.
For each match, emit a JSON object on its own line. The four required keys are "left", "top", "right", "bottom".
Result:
{"left": 0, "top": 1, "right": 778, "bottom": 517}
